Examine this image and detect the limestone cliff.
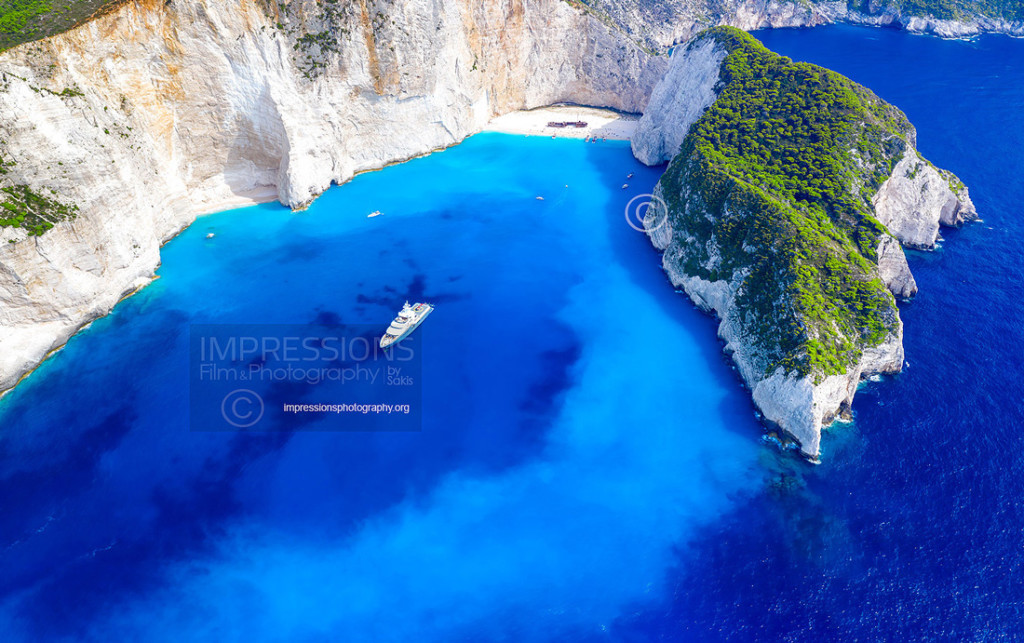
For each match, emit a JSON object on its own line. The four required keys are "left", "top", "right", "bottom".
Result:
{"left": 0, "top": 0, "right": 667, "bottom": 394}
{"left": 566, "top": 0, "right": 1024, "bottom": 53}
{"left": 632, "top": 27, "right": 975, "bottom": 459}
{"left": 873, "top": 152, "right": 977, "bottom": 248}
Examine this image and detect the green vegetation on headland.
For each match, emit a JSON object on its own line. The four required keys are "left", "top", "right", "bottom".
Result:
{"left": 0, "top": 0, "right": 117, "bottom": 52}
{"left": 658, "top": 27, "right": 910, "bottom": 380}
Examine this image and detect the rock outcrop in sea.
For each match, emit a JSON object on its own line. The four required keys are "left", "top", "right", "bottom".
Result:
{"left": 631, "top": 26, "right": 976, "bottom": 459}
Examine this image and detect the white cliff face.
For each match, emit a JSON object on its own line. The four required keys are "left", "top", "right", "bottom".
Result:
{"left": 633, "top": 33, "right": 971, "bottom": 459}
{"left": 630, "top": 38, "right": 725, "bottom": 165}
{"left": 749, "top": 325, "right": 903, "bottom": 457}
{"left": 876, "top": 234, "right": 918, "bottom": 299}
{"left": 873, "top": 152, "right": 978, "bottom": 248}
{"left": 726, "top": 1, "right": 1024, "bottom": 40}
{"left": 897, "top": 13, "right": 1024, "bottom": 38}
{"left": 0, "top": 0, "right": 667, "bottom": 394}
{"left": 647, "top": 187, "right": 903, "bottom": 459}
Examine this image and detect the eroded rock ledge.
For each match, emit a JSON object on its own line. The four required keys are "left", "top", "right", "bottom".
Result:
{"left": 632, "top": 27, "right": 975, "bottom": 459}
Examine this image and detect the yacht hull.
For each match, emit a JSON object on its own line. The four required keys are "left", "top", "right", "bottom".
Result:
{"left": 380, "top": 304, "right": 433, "bottom": 349}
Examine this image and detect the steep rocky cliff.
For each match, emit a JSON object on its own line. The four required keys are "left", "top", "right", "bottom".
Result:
{"left": 632, "top": 27, "right": 975, "bottom": 459}
{"left": 569, "top": 0, "right": 1024, "bottom": 52}
{"left": 0, "top": 0, "right": 667, "bottom": 394}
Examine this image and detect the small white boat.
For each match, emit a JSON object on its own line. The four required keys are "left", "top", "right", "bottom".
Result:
{"left": 627, "top": 173, "right": 634, "bottom": 179}
{"left": 368, "top": 210, "right": 383, "bottom": 218}
{"left": 380, "top": 302, "right": 434, "bottom": 349}
{"left": 536, "top": 196, "right": 545, "bottom": 200}
{"left": 206, "top": 233, "right": 215, "bottom": 239}
{"left": 621, "top": 184, "right": 629, "bottom": 189}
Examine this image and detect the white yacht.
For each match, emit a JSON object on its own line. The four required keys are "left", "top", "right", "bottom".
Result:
{"left": 380, "top": 301, "right": 433, "bottom": 349}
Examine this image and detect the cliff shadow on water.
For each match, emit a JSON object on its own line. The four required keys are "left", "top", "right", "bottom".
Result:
{"left": 576, "top": 136, "right": 846, "bottom": 633}
{"left": 582, "top": 140, "right": 769, "bottom": 450}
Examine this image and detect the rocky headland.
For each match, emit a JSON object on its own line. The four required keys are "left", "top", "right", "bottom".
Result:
{"left": 631, "top": 26, "right": 975, "bottom": 458}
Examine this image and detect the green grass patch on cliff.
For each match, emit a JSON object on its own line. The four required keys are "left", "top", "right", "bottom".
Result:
{"left": 0, "top": 183, "right": 78, "bottom": 235}
{"left": 0, "top": 0, "right": 117, "bottom": 52}
{"left": 659, "top": 27, "right": 907, "bottom": 380}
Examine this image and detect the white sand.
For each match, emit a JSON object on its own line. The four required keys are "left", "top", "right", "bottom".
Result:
{"left": 484, "top": 105, "right": 639, "bottom": 141}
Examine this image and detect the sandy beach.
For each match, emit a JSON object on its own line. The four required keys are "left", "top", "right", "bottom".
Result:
{"left": 484, "top": 104, "right": 639, "bottom": 141}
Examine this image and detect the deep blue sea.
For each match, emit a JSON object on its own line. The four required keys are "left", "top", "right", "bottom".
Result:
{"left": 0, "top": 25, "right": 1022, "bottom": 641}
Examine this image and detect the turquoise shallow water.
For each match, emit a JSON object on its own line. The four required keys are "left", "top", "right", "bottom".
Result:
{"left": 0, "top": 135, "right": 767, "bottom": 640}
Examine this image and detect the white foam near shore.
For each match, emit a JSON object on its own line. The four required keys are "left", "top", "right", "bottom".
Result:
{"left": 484, "top": 105, "right": 639, "bottom": 140}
